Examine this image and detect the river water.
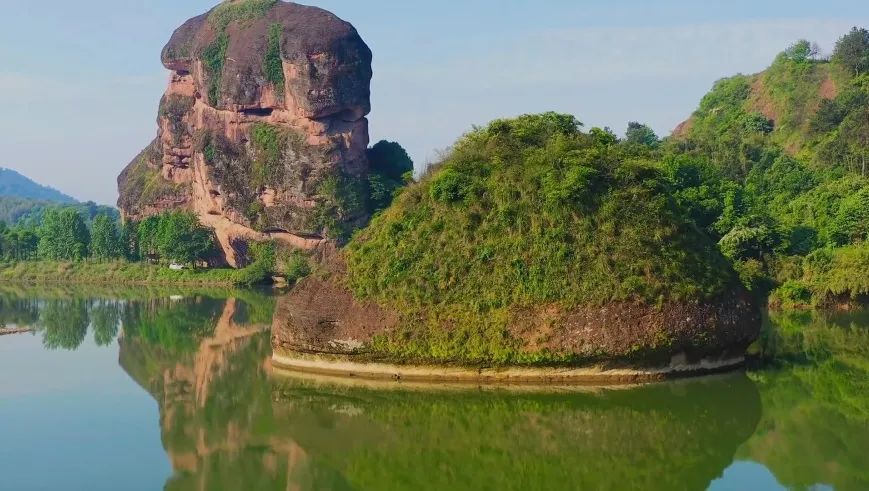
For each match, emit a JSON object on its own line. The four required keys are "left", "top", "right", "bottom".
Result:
{"left": 0, "top": 287, "right": 866, "bottom": 490}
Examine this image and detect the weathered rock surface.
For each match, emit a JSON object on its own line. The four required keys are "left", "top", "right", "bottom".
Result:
{"left": 118, "top": 1, "right": 372, "bottom": 266}
{"left": 271, "top": 258, "right": 761, "bottom": 379}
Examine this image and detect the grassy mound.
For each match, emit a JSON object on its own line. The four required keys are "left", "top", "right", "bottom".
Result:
{"left": 347, "top": 113, "right": 734, "bottom": 309}
{"left": 335, "top": 113, "right": 742, "bottom": 364}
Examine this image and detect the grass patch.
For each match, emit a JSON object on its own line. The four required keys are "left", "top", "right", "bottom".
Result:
{"left": 208, "top": 0, "right": 278, "bottom": 32}
{"left": 264, "top": 23, "right": 285, "bottom": 91}
{"left": 201, "top": 33, "right": 229, "bottom": 107}
{"left": 0, "top": 256, "right": 307, "bottom": 288}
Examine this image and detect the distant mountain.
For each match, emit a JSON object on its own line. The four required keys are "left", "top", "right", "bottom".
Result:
{"left": 0, "top": 196, "right": 119, "bottom": 227}
{"left": 0, "top": 167, "right": 76, "bottom": 203}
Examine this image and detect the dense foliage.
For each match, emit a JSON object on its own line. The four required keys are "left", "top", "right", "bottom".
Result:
{"left": 367, "top": 140, "right": 415, "bottom": 212}
{"left": 0, "top": 196, "right": 118, "bottom": 227}
{"left": 342, "top": 112, "right": 738, "bottom": 363}
{"left": 136, "top": 211, "right": 215, "bottom": 265}
{"left": 669, "top": 27, "right": 869, "bottom": 306}
{"left": 348, "top": 112, "right": 734, "bottom": 311}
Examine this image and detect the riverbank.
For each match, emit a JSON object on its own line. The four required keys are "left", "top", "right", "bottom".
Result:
{"left": 0, "top": 260, "right": 250, "bottom": 286}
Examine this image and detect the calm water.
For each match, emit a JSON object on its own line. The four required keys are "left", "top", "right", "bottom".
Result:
{"left": 0, "top": 287, "right": 867, "bottom": 491}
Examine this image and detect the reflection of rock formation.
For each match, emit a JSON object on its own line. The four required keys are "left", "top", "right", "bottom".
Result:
{"left": 122, "top": 302, "right": 761, "bottom": 491}
{"left": 119, "top": 297, "right": 277, "bottom": 489}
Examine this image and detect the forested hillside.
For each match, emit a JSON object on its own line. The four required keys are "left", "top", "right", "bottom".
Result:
{"left": 667, "top": 27, "right": 869, "bottom": 306}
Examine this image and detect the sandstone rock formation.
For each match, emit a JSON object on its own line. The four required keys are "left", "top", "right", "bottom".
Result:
{"left": 117, "top": 0, "right": 372, "bottom": 266}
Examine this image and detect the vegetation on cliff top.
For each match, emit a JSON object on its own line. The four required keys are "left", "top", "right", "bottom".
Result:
{"left": 200, "top": 0, "right": 280, "bottom": 106}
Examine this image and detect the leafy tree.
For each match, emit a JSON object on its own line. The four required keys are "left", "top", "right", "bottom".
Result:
{"left": 831, "top": 187, "right": 869, "bottom": 244}
{"left": 137, "top": 215, "right": 160, "bottom": 259}
{"left": 624, "top": 122, "right": 660, "bottom": 147}
{"left": 489, "top": 111, "right": 583, "bottom": 145}
{"left": 120, "top": 221, "right": 140, "bottom": 260}
{"left": 839, "top": 106, "right": 869, "bottom": 176}
{"left": 368, "top": 140, "right": 414, "bottom": 181}
{"left": 810, "top": 99, "right": 847, "bottom": 134}
{"left": 37, "top": 208, "right": 90, "bottom": 261}
{"left": 661, "top": 155, "right": 728, "bottom": 234}
{"left": 782, "top": 39, "right": 818, "bottom": 63}
{"left": 590, "top": 127, "right": 619, "bottom": 146}
{"left": 714, "top": 183, "right": 750, "bottom": 235}
{"left": 367, "top": 140, "right": 414, "bottom": 213}
{"left": 832, "top": 27, "right": 869, "bottom": 76}
{"left": 0, "top": 226, "right": 38, "bottom": 260}
{"left": 90, "top": 214, "right": 121, "bottom": 260}
{"left": 155, "top": 211, "right": 215, "bottom": 265}
{"left": 718, "top": 224, "right": 778, "bottom": 260}
{"left": 741, "top": 113, "right": 774, "bottom": 134}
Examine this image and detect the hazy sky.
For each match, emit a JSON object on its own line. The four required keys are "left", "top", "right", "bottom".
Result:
{"left": 2, "top": 1, "right": 868, "bottom": 204}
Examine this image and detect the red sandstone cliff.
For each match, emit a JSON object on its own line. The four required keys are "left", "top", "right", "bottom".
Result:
{"left": 118, "top": 1, "right": 372, "bottom": 266}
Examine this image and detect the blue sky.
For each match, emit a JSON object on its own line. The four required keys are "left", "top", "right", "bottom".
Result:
{"left": 1, "top": 1, "right": 868, "bottom": 204}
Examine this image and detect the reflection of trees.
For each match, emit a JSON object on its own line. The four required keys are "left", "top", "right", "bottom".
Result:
{"left": 0, "top": 297, "right": 40, "bottom": 328}
{"left": 91, "top": 300, "right": 122, "bottom": 347}
{"left": 0, "top": 288, "right": 275, "bottom": 354}
{"left": 741, "top": 310, "right": 869, "bottom": 491}
{"left": 120, "top": 297, "right": 225, "bottom": 354}
{"left": 41, "top": 299, "right": 90, "bottom": 350}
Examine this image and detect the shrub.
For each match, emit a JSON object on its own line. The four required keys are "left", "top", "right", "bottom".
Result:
{"left": 264, "top": 23, "right": 285, "bottom": 90}
{"left": 429, "top": 169, "right": 476, "bottom": 204}
{"left": 772, "top": 280, "right": 813, "bottom": 307}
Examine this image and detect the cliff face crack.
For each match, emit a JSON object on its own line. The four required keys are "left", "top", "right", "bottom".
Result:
{"left": 240, "top": 107, "right": 274, "bottom": 117}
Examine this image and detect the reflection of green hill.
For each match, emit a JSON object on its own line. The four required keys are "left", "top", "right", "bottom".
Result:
{"left": 270, "top": 374, "right": 760, "bottom": 491}
{"left": 122, "top": 305, "right": 762, "bottom": 491}
{"left": 741, "top": 310, "right": 869, "bottom": 491}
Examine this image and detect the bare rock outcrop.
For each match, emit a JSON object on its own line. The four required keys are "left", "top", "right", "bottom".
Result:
{"left": 118, "top": 1, "right": 372, "bottom": 266}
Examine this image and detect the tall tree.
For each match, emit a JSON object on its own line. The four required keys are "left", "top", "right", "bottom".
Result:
{"left": 155, "top": 211, "right": 214, "bottom": 265}
{"left": 90, "top": 214, "right": 121, "bottom": 260}
{"left": 624, "top": 122, "right": 660, "bottom": 148}
{"left": 832, "top": 27, "right": 869, "bottom": 76}
{"left": 367, "top": 140, "right": 415, "bottom": 213}
{"left": 37, "top": 208, "right": 90, "bottom": 261}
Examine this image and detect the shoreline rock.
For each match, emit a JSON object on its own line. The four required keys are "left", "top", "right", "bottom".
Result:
{"left": 270, "top": 263, "right": 761, "bottom": 380}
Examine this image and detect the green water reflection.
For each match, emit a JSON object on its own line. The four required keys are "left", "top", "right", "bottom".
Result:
{"left": 1, "top": 286, "right": 867, "bottom": 490}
